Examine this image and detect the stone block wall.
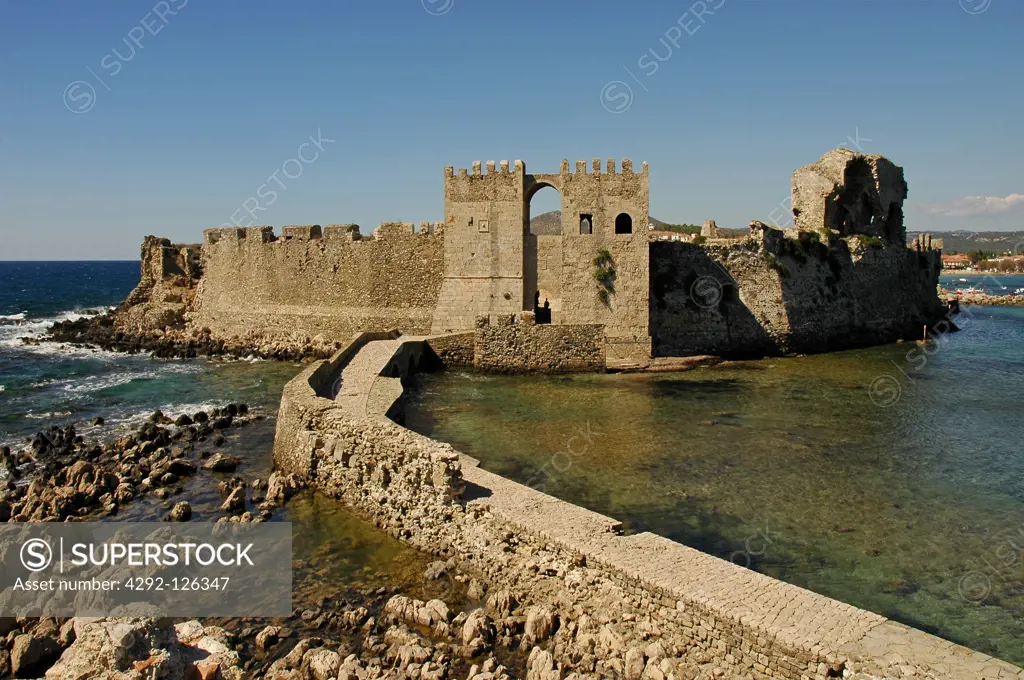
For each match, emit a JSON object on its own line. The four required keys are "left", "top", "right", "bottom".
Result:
{"left": 433, "top": 161, "right": 527, "bottom": 333}
{"left": 548, "top": 159, "right": 651, "bottom": 345}
{"left": 190, "top": 224, "right": 443, "bottom": 345}
{"left": 473, "top": 313, "right": 605, "bottom": 373}
{"left": 650, "top": 224, "right": 945, "bottom": 357}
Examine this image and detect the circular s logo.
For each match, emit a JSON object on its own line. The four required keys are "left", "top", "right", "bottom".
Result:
{"left": 422, "top": 0, "right": 454, "bottom": 16}
{"left": 690, "top": 276, "right": 724, "bottom": 309}
{"left": 959, "top": 0, "right": 991, "bottom": 14}
{"left": 600, "top": 81, "right": 633, "bottom": 114}
{"left": 63, "top": 80, "right": 97, "bottom": 114}
{"left": 20, "top": 538, "right": 53, "bottom": 572}
{"left": 868, "top": 375, "right": 901, "bottom": 408}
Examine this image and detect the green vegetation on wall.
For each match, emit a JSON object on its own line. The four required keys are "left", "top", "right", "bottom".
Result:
{"left": 593, "top": 249, "right": 617, "bottom": 305}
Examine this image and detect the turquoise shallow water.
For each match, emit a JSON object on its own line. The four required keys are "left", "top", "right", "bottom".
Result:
{"left": 403, "top": 305, "right": 1024, "bottom": 665}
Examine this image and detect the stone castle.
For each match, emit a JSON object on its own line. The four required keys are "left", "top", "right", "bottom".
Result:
{"left": 117, "top": 148, "right": 946, "bottom": 370}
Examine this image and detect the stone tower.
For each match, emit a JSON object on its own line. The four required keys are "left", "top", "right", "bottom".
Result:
{"left": 433, "top": 158, "right": 651, "bottom": 361}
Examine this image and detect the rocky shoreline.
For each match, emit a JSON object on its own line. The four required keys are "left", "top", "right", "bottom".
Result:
{"left": 0, "top": 406, "right": 539, "bottom": 680}
{"left": 940, "top": 289, "right": 1024, "bottom": 307}
{"left": 40, "top": 310, "right": 338, "bottom": 362}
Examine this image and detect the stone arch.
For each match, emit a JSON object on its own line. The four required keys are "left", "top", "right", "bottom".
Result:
{"left": 615, "top": 212, "right": 633, "bottom": 234}
{"left": 524, "top": 175, "right": 564, "bottom": 318}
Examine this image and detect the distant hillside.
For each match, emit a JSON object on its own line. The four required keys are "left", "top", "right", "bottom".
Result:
{"left": 906, "top": 231, "right": 1024, "bottom": 255}
{"left": 529, "top": 211, "right": 745, "bottom": 237}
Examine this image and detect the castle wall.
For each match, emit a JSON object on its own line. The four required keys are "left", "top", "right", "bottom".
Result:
{"left": 555, "top": 159, "right": 650, "bottom": 349}
{"left": 189, "top": 225, "right": 443, "bottom": 344}
{"left": 433, "top": 161, "right": 526, "bottom": 333}
{"left": 473, "top": 313, "right": 604, "bottom": 373}
{"left": 650, "top": 231, "right": 945, "bottom": 357}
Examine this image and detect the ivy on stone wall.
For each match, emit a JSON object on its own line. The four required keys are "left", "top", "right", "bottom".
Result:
{"left": 593, "top": 249, "right": 617, "bottom": 306}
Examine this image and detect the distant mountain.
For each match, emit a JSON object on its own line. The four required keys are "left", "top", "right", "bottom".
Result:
{"left": 529, "top": 211, "right": 563, "bottom": 235}
{"left": 906, "top": 231, "right": 1024, "bottom": 255}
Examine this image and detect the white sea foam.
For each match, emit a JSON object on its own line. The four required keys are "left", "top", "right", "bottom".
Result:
{"left": 0, "top": 308, "right": 113, "bottom": 354}
{"left": 24, "top": 411, "right": 72, "bottom": 419}
{"left": 0, "top": 385, "right": 5, "bottom": 392}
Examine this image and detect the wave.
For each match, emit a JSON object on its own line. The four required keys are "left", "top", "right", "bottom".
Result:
{"left": 0, "top": 312, "right": 27, "bottom": 323}
{"left": 24, "top": 411, "right": 73, "bottom": 420}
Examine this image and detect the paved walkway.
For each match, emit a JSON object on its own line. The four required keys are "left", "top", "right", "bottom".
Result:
{"left": 333, "top": 338, "right": 404, "bottom": 419}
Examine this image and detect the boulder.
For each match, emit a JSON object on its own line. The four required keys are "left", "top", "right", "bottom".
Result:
{"left": 169, "top": 501, "right": 192, "bottom": 522}
{"left": 11, "top": 633, "right": 61, "bottom": 677}
{"left": 202, "top": 453, "right": 241, "bottom": 473}
{"left": 303, "top": 647, "right": 340, "bottom": 680}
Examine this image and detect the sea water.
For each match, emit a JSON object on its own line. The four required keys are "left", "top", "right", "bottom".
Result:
{"left": 0, "top": 261, "right": 447, "bottom": 606}
{"left": 403, "top": 305, "right": 1024, "bottom": 664}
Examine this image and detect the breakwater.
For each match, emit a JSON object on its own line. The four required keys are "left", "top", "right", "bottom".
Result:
{"left": 273, "top": 332, "right": 1024, "bottom": 680}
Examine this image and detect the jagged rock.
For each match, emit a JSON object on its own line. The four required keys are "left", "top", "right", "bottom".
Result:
{"left": 303, "top": 647, "right": 340, "bottom": 680}
{"left": 11, "top": 633, "right": 61, "bottom": 677}
{"left": 264, "top": 471, "right": 302, "bottom": 507}
{"left": 169, "top": 501, "right": 192, "bottom": 522}
{"left": 255, "top": 626, "right": 280, "bottom": 651}
{"left": 624, "top": 647, "right": 645, "bottom": 680}
{"left": 423, "top": 560, "right": 448, "bottom": 580}
{"left": 485, "top": 589, "right": 517, "bottom": 618}
{"left": 462, "top": 609, "right": 494, "bottom": 655}
{"left": 202, "top": 453, "right": 241, "bottom": 473}
{"left": 44, "top": 618, "right": 243, "bottom": 680}
{"left": 220, "top": 486, "right": 245, "bottom": 513}
{"left": 526, "top": 646, "right": 559, "bottom": 680}
{"left": 524, "top": 606, "right": 556, "bottom": 645}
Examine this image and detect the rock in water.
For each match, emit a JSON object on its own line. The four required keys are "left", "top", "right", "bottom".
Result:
{"left": 169, "top": 501, "right": 192, "bottom": 522}
{"left": 203, "top": 452, "right": 241, "bottom": 473}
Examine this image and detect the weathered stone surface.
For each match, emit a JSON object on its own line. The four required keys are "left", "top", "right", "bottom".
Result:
{"left": 168, "top": 500, "right": 191, "bottom": 522}
{"left": 474, "top": 313, "right": 605, "bottom": 373}
{"left": 202, "top": 453, "right": 240, "bottom": 472}
{"left": 791, "top": 148, "right": 908, "bottom": 242}
{"left": 44, "top": 618, "right": 242, "bottom": 680}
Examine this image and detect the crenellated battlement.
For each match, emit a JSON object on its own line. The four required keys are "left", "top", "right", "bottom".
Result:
{"left": 556, "top": 158, "right": 648, "bottom": 176}
{"left": 203, "top": 222, "right": 442, "bottom": 247}
{"left": 446, "top": 159, "right": 525, "bottom": 179}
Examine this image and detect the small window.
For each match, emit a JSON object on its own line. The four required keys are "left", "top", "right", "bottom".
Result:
{"left": 615, "top": 213, "right": 633, "bottom": 234}
{"left": 479, "top": 219, "right": 489, "bottom": 233}
{"left": 579, "top": 213, "right": 593, "bottom": 235}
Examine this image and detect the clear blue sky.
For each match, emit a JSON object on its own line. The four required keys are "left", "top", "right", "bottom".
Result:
{"left": 1, "top": 0, "right": 1021, "bottom": 259}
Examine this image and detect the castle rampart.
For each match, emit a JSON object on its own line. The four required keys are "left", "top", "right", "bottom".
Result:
{"left": 112, "top": 149, "right": 945, "bottom": 364}
{"left": 188, "top": 223, "right": 444, "bottom": 345}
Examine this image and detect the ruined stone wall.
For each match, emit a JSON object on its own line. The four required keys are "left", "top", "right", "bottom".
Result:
{"left": 274, "top": 338, "right": 1022, "bottom": 680}
{"left": 116, "top": 236, "right": 202, "bottom": 334}
{"left": 473, "top": 313, "right": 604, "bottom": 373}
{"left": 190, "top": 225, "right": 443, "bottom": 345}
{"left": 433, "top": 161, "right": 526, "bottom": 333}
{"left": 650, "top": 227, "right": 945, "bottom": 357}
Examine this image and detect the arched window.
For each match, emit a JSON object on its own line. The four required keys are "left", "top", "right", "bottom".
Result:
{"left": 579, "top": 214, "right": 593, "bottom": 235}
{"left": 615, "top": 213, "right": 633, "bottom": 234}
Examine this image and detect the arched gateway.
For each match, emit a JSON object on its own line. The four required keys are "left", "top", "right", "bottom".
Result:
{"left": 432, "top": 158, "right": 652, "bottom": 361}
